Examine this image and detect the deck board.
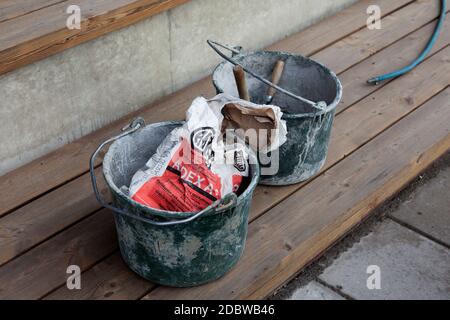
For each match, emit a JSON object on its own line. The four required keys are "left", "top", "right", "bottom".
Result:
{"left": 268, "top": 0, "right": 413, "bottom": 54}
{"left": 0, "top": 168, "right": 108, "bottom": 266}
{"left": 0, "top": 0, "right": 449, "bottom": 300}
{"left": 312, "top": 0, "right": 448, "bottom": 74}
{"left": 0, "top": 0, "right": 66, "bottom": 23}
{"left": 144, "top": 89, "right": 450, "bottom": 300}
{"left": 0, "top": 209, "right": 116, "bottom": 299}
{"left": 250, "top": 46, "right": 450, "bottom": 222}
{"left": 45, "top": 252, "right": 154, "bottom": 300}
{"left": 42, "top": 45, "right": 450, "bottom": 300}
{"left": 2, "top": 2, "right": 448, "bottom": 268}
{"left": 0, "top": 0, "right": 416, "bottom": 218}
{"left": 338, "top": 18, "right": 450, "bottom": 110}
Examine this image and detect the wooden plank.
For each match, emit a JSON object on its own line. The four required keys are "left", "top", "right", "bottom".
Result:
{"left": 44, "top": 253, "right": 155, "bottom": 300}
{"left": 143, "top": 87, "right": 450, "bottom": 300}
{"left": 42, "top": 46, "right": 450, "bottom": 300}
{"left": 0, "top": 209, "right": 116, "bottom": 299}
{"left": 0, "top": 168, "right": 108, "bottom": 266}
{"left": 311, "top": 0, "right": 449, "bottom": 74}
{"left": 3, "top": 14, "right": 449, "bottom": 268}
{"left": 0, "top": 0, "right": 66, "bottom": 23}
{"left": 0, "top": 0, "right": 164, "bottom": 52}
{"left": 1, "top": 0, "right": 446, "bottom": 298}
{"left": 0, "top": 0, "right": 411, "bottom": 75}
{"left": 0, "top": 0, "right": 190, "bottom": 76}
{"left": 338, "top": 17, "right": 450, "bottom": 112}
{"left": 268, "top": 0, "right": 413, "bottom": 54}
{"left": 0, "top": 0, "right": 433, "bottom": 217}
{"left": 249, "top": 45, "right": 450, "bottom": 222}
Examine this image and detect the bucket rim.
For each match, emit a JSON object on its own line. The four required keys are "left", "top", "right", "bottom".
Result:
{"left": 212, "top": 50, "right": 343, "bottom": 119}
{"left": 103, "top": 121, "right": 260, "bottom": 221}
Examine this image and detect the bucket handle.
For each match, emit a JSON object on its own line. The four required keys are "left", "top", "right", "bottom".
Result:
{"left": 89, "top": 118, "right": 238, "bottom": 226}
{"left": 207, "top": 40, "right": 327, "bottom": 111}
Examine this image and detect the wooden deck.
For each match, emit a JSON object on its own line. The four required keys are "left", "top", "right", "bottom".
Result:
{"left": 1, "top": 0, "right": 449, "bottom": 299}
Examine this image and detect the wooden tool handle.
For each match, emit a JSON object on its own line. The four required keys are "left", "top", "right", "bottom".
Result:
{"left": 267, "top": 60, "right": 285, "bottom": 98}
{"left": 233, "top": 65, "right": 250, "bottom": 101}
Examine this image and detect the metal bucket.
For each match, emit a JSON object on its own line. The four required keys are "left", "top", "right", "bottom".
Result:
{"left": 90, "top": 119, "right": 260, "bottom": 287}
{"left": 212, "top": 50, "right": 342, "bottom": 185}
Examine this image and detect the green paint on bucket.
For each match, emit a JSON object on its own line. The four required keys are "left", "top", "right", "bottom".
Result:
{"left": 91, "top": 120, "right": 260, "bottom": 287}
{"left": 212, "top": 50, "right": 342, "bottom": 185}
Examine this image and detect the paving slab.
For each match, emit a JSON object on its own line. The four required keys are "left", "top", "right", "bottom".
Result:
{"left": 319, "top": 220, "right": 450, "bottom": 300}
{"left": 288, "top": 281, "right": 346, "bottom": 300}
{"left": 390, "top": 166, "right": 450, "bottom": 246}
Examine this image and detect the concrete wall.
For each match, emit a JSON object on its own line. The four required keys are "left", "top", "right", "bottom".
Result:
{"left": 0, "top": 0, "right": 358, "bottom": 176}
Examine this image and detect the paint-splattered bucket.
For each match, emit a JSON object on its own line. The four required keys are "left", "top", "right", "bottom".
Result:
{"left": 211, "top": 45, "right": 342, "bottom": 185}
{"left": 90, "top": 119, "right": 260, "bottom": 287}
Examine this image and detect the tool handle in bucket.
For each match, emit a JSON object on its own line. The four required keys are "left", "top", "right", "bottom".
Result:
{"left": 207, "top": 40, "right": 327, "bottom": 111}
{"left": 89, "top": 118, "right": 237, "bottom": 227}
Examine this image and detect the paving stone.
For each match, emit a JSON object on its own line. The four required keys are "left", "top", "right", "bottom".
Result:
{"left": 288, "top": 281, "right": 346, "bottom": 300}
{"left": 319, "top": 220, "right": 450, "bottom": 300}
{"left": 390, "top": 166, "right": 450, "bottom": 246}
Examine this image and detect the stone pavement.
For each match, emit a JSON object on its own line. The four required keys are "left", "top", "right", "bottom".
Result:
{"left": 271, "top": 152, "right": 450, "bottom": 300}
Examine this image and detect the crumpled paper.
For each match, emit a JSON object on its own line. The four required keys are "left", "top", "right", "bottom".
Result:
{"left": 128, "top": 94, "right": 287, "bottom": 212}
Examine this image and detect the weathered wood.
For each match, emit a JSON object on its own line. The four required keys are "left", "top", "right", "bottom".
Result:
{"left": 0, "top": 0, "right": 66, "bottom": 23}
{"left": 3, "top": 11, "right": 448, "bottom": 269}
{"left": 0, "top": 0, "right": 435, "bottom": 217}
{"left": 249, "top": 45, "right": 450, "bottom": 222}
{"left": 2, "top": 1, "right": 450, "bottom": 300}
{"left": 269, "top": 0, "right": 413, "bottom": 54}
{"left": 0, "top": 0, "right": 190, "bottom": 75}
{"left": 43, "top": 46, "right": 450, "bottom": 300}
{"left": 0, "top": 209, "right": 116, "bottom": 299}
{"left": 0, "top": 0, "right": 436, "bottom": 216}
{"left": 143, "top": 88, "right": 450, "bottom": 299}
{"left": 44, "top": 252, "right": 155, "bottom": 300}
{"left": 311, "top": 0, "right": 449, "bottom": 74}
{"left": 0, "top": 168, "right": 108, "bottom": 266}
{"left": 338, "top": 18, "right": 450, "bottom": 113}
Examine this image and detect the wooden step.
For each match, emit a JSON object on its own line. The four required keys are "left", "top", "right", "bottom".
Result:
{"left": 0, "top": 0, "right": 189, "bottom": 76}
{"left": 312, "top": 0, "right": 447, "bottom": 73}
{"left": 0, "top": 0, "right": 65, "bottom": 23}
{"left": 46, "top": 251, "right": 155, "bottom": 300}
{"left": 41, "top": 45, "right": 450, "bottom": 300}
{"left": 0, "top": 209, "right": 116, "bottom": 299}
{"left": 0, "top": 0, "right": 417, "bottom": 217}
{"left": 1, "top": 1, "right": 448, "bottom": 268}
{"left": 268, "top": 0, "right": 413, "bottom": 54}
{"left": 143, "top": 88, "right": 450, "bottom": 299}
{"left": 0, "top": 1, "right": 450, "bottom": 265}
{"left": 1, "top": 0, "right": 449, "bottom": 300}
{"left": 250, "top": 45, "right": 450, "bottom": 222}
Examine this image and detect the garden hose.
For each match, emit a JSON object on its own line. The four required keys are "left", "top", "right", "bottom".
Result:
{"left": 367, "top": 0, "right": 447, "bottom": 85}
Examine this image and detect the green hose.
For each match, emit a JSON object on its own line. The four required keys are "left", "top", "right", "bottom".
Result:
{"left": 368, "top": 0, "right": 447, "bottom": 85}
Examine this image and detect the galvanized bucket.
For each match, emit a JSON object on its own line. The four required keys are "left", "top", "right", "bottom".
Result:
{"left": 211, "top": 45, "right": 342, "bottom": 185}
{"left": 90, "top": 119, "right": 260, "bottom": 287}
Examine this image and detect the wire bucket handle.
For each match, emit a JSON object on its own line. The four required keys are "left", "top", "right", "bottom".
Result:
{"left": 89, "top": 117, "right": 237, "bottom": 227}
{"left": 207, "top": 40, "right": 327, "bottom": 111}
